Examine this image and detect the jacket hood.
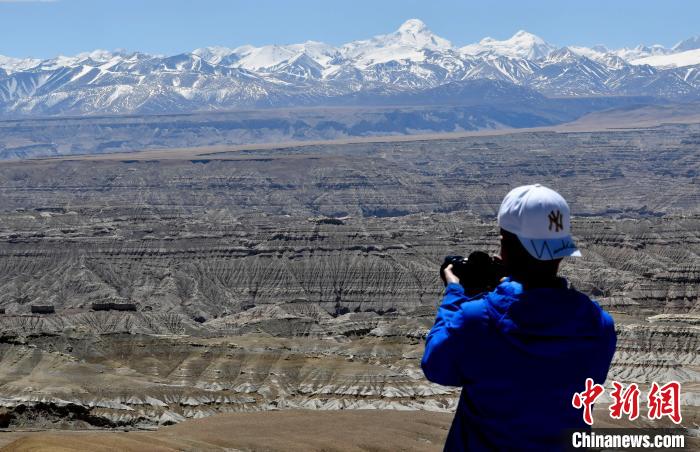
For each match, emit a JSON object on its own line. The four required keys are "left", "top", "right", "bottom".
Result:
{"left": 485, "top": 277, "right": 609, "bottom": 339}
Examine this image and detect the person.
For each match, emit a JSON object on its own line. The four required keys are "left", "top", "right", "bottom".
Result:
{"left": 422, "top": 184, "right": 617, "bottom": 451}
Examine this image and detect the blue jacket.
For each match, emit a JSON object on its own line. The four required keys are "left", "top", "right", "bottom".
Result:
{"left": 422, "top": 278, "right": 616, "bottom": 451}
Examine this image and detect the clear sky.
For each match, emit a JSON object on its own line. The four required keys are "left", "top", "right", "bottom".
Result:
{"left": 1, "top": 0, "right": 698, "bottom": 59}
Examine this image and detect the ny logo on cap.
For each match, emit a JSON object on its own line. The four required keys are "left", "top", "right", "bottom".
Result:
{"left": 548, "top": 210, "right": 563, "bottom": 232}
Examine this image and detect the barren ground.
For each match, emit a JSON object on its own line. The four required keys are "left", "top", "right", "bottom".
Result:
{"left": 0, "top": 410, "right": 451, "bottom": 451}
{"left": 0, "top": 123, "right": 697, "bottom": 448}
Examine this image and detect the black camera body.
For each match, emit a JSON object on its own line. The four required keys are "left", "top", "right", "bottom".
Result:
{"left": 441, "top": 251, "right": 505, "bottom": 296}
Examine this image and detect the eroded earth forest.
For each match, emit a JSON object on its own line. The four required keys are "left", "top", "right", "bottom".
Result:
{"left": 0, "top": 124, "right": 697, "bottom": 429}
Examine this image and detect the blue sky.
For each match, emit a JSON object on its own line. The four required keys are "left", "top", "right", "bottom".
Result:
{"left": 0, "top": 0, "right": 698, "bottom": 58}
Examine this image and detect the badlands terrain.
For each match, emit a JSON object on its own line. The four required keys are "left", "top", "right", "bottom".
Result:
{"left": 0, "top": 122, "right": 697, "bottom": 448}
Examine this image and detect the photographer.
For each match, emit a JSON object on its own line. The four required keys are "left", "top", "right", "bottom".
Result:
{"left": 422, "top": 184, "right": 616, "bottom": 451}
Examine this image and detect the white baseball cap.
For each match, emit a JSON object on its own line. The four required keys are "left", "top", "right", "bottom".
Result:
{"left": 497, "top": 184, "right": 581, "bottom": 261}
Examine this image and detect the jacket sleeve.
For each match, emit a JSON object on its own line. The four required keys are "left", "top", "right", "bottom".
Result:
{"left": 421, "top": 283, "right": 481, "bottom": 387}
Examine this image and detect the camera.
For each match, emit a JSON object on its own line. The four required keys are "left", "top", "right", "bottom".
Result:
{"left": 441, "top": 251, "right": 506, "bottom": 296}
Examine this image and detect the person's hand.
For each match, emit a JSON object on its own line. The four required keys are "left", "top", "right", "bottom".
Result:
{"left": 443, "top": 264, "right": 460, "bottom": 285}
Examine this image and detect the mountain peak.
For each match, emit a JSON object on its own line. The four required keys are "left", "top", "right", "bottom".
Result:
{"left": 340, "top": 18, "right": 451, "bottom": 67}
{"left": 511, "top": 30, "right": 544, "bottom": 42}
{"left": 462, "top": 30, "right": 553, "bottom": 60}
{"left": 398, "top": 19, "right": 428, "bottom": 34}
{"left": 0, "top": 55, "right": 41, "bottom": 74}
{"left": 390, "top": 19, "right": 451, "bottom": 50}
{"left": 545, "top": 46, "right": 582, "bottom": 64}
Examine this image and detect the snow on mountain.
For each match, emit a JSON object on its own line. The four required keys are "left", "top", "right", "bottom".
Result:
{"left": 191, "top": 46, "right": 236, "bottom": 64}
{"left": 233, "top": 45, "right": 301, "bottom": 71}
{"left": 38, "top": 50, "right": 131, "bottom": 71}
{"left": 340, "top": 19, "right": 452, "bottom": 68}
{"left": 566, "top": 42, "right": 676, "bottom": 68}
{"left": 461, "top": 30, "right": 555, "bottom": 60}
{"left": 234, "top": 42, "right": 339, "bottom": 72}
{"left": 193, "top": 41, "right": 340, "bottom": 82}
{"left": 0, "top": 20, "right": 699, "bottom": 117}
{"left": 680, "top": 66, "right": 700, "bottom": 88}
{"left": 462, "top": 55, "right": 538, "bottom": 84}
{"left": 0, "top": 55, "right": 41, "bottom": 74}
{"left": 0, "top": 50, "right": 125, "bottom": 75}
{"left": 631, "top": 48, "right": 700, "bottom": 69}
{"left": 614, "top": 44, "right": 672, "bottom": 62}
{"left": 531, "top": 48, "right": 613, "bottom": 96}
{"left": 194, "top": 19, "right": 454, "bottom": 75}
{"left": 568, "top": 46, "right": 602, "bottom": 59}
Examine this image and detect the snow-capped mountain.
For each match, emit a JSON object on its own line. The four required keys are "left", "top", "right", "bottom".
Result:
{"left": 0, "top": 19, "right": 698, "bottom": 117}
{"left": 461, "top": 30, "right": 556, "bottom": 60}
{"left": 340, "top": 18, "right": 452, "bottom": 67}
{"left": 631, "top": 49, "right": 700, "bottom": 69}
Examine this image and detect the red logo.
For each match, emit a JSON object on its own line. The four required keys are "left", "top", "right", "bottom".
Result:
{"left": 609, "top": 381, "right": 640, "bottom": 421}
{"left": 572, "top": 378, "right": 605, "bottom": 425}
{"left": 573, "top": 380, "right": 683, "bottom": 425}
{"left": 647, "top": 381, "right": 682, "bottom": 424}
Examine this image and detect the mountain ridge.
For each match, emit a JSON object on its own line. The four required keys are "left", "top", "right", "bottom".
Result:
{"left": 0, "top": 20, "right": 698, "bottom": 118}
